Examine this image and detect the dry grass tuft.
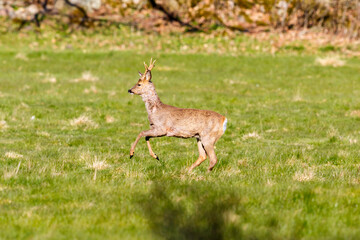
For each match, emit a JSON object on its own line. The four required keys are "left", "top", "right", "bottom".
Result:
{"left": 43, "top": 76, "right": 57, "bottom": 83}
{"left": 5, "top": 152, "right": 23, "bottom": 159}
{"left": 2, "top": 161, "right": 22, "bottom": 179}
{"left": 73, "top": 71, "right": 99, "bottom": 82}
{"left": 293, "top": 169, "right": 315, "bottom": 182}
{"left": 265, "top": 129, "right": 277, "bottom": 133}
{"left": 51, "top": 171, "right": 64, "bottom": 177}
{"left": 84, "top": 85, "right": 98, "bottom": 94}
{"left": 36, "top": 131, "right": 50, "bottom": 137}
{"left": 224, "top": 211, "right": 241, "bottom": 224}
{"left": 80, "top": 152, "right": 109, "bottom": 170}
{"left": 348, "top": 110, "right": 360, "bottom": 118}
{"left": 338, "top": 150, "right": 349, "bottom": 158}
{"left": 286, "top": 156, "right": 297, "bottom": 166}
{"left": 343, "top": 136, "right": 358, "bottom": 145}
{"left": 238, "top": 159, "right": 248, "bottom": 166}
{"left": 79, "top": 151, "right": 91, "bottom": 162}
{"left": 0, "top": 120, "right": 8, "bottom": 131}
{"left": 315, "top": 56, "right": 345, "bottom": 67}
{"left": 266, "top": 179, "right": 274, "bottom": 186}
{"left": 87, "top": 157, "right": 109, "bottom": 170}
{"left": 327, "top": 126, "right": 339, "bottom": 138}
{"left": 293, "top": 88, "right": 303, "bottom": 102}
{"left": 87, "top": 156, "right": 109, "bottom": 181}
{"left": 15, "top": 53, "right": 28, "bottom": 61}
{"left": 3, "top": 171, "right": 15, "bottom": 180}
{"left": 80, "top": 152, "right": 110, "bottom": 180}
{"left": 242, "top": 132, "right": 261, "bottom": 140}
{"left": 105, "top": 115, "right": 115, "bottom": 123}
{"left": 70, "top": 115, "right": 98, "bottom": 129}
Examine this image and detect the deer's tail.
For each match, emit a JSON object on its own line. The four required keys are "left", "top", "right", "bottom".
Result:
{"left": 222, "top": 117, "right": 228, "bottom": 134}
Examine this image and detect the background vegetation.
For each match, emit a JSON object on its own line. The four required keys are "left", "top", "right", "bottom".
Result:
{"left": 1, "top": 0, "right": 360, "bottom": 37}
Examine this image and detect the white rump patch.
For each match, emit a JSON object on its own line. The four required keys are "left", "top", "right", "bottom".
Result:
{"left": 223, "top": 118, "right": 228, "bottom": 134}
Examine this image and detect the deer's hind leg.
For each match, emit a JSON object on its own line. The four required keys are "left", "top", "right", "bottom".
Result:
{"left": 201, "top": 136, "right": 219, "bottom": 172}
{"left": 188, "top": 139, "right": 207, "bottom": 172}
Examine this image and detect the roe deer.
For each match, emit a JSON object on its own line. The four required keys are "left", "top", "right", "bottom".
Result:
{"left": 128, "top": 59, "right": 227, "bottom": 172}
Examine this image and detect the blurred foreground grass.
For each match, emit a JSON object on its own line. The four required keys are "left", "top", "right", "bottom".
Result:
{"left": 1, "top": 31, "right": 360, "bottom": 239}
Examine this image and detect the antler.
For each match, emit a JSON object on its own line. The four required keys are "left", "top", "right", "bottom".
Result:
{"left": 148, "top": 58, "right": 156, "bottom": 71}
{"left": 143, "top": 58, "right": 156, "bottom": 71}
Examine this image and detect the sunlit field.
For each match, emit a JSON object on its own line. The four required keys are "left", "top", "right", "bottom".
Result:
{"left": 1, "top": 33, "right": 360, "bottom": 239}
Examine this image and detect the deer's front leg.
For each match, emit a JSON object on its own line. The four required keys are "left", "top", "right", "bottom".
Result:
{"left": 130, "top": 129, "right": 165, "bottom": 159}
{"left": 146, "top": 137, "right": 159, "bottom": 160}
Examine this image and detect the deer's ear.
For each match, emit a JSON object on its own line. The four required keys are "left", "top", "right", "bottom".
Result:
{"left": 138, "top": 71, "right": 143, "bottom": 77}
{"left": 145, "top": 71, "right": 152, "bottom": 82}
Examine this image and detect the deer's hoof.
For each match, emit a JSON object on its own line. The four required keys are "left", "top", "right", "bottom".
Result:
{"left": 156, "top": 156, "right": 159, "bottom": 161}
{"left": 130, "top": 154, "right": 134, "bottom": 159}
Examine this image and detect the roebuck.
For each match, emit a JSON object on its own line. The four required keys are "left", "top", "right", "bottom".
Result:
{"left": 128, "top": 59, "right": 227, "bottom": 171}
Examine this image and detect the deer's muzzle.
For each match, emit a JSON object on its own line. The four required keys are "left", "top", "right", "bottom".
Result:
{"left": 128, "top": 89, "right": 133, "bottom": 94}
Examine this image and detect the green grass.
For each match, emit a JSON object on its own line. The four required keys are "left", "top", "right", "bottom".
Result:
{"left": 1, "top": 33, "right": 360, "bottom": 239}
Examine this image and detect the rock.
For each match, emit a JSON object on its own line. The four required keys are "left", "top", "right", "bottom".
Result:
{"left": 11, "top": 4, "right": 40, "bottom": 21}
{"left": 69, "top": 0, "right": 101, "bottom": 12}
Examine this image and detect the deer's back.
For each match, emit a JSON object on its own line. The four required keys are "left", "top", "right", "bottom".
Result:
{"left": 154, "top": 104, "right": 226, "bottom": 139}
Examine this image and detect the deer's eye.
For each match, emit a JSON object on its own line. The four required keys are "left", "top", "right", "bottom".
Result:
{"left": 138, "top": 84, "right": 141, "bottom": 86}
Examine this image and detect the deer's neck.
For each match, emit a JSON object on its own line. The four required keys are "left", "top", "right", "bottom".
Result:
{"left": 142, "top": 88, "right": 163, "bottom": 115}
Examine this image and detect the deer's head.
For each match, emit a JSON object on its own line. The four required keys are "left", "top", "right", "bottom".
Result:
{"left": 128, "top": 58, "right": 156, "bottom": 95}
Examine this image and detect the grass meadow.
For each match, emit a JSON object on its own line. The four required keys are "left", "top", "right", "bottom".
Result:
{"left": 1, "top": 31, "right": 360, "bottom": 239}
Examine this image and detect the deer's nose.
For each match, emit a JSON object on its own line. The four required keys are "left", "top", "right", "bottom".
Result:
{"left": 128, "top": 89, "right": 132, "bottom": 94}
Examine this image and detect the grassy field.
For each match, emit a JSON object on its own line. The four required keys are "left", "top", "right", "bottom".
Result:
{"left": 1, "top": 32, "right": 360, "bottom": 239}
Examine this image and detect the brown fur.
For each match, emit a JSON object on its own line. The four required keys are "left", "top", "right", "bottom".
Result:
{"left": 128, "top": 59, "right": 227, "bottom": 171}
